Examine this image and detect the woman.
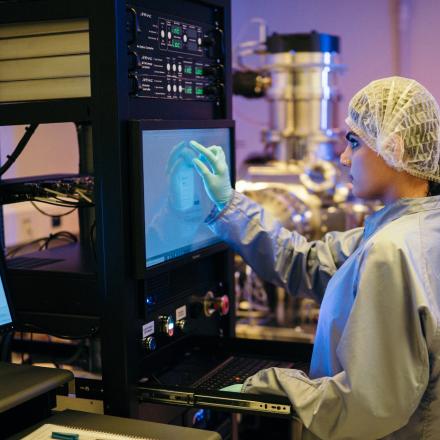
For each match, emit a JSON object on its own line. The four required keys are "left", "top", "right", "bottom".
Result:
{"left": 190, "top": 77, "right": 440, "bottom": 439}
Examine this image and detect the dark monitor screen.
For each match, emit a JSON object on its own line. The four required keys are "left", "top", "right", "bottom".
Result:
{"left": 0, "top": 268, "right": 13, "bottom": 332}
{"left": 132, "top": 121, "right": 234, "bottom": 272}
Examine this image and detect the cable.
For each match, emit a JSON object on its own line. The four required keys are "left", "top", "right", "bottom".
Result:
{"left": 0, "top": 124, "right": 38, "bottom": 177}
{"left": 6, "top": 236, "right": 49, "bottom": 258}
{"left": 6, "top": 231, "right": 78, "bottom": 257}
{"left": 43, "top": 231, "right": 77, "bottom": 250}
{"left": 31, "top": 201, "right": 77, "bottom": 218}
{"left": 54, "top": 196, "right": 84, "bottom": 205}
{"left": 33, "top": 197, "right": 90, "bottom": 208}
{"left": 75, "top": 188, "right": 93, "bottom": 203}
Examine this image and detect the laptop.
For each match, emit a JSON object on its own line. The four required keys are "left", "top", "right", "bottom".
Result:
{"left": 0, "top": 253, "right": 73, "bottom": 414}
{"left": 138, "top": 335, "right": 311, "bottom": 417}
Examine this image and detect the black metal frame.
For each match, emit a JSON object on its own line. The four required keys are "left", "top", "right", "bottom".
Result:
{"left": 0, "top": 0, "right": 232, "bottom": 418}
{"left": 0, "top": 250, "right": 15, "bottom": 335}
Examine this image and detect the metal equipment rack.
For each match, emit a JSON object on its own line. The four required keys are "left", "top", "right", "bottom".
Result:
{"left": 0, "top": 0, "right": 232, "bottom": 418}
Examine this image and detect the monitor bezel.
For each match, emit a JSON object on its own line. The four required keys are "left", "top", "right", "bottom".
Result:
{"left": 129, "top": 119, "right": 235, "bottom": 278}
{"left": 0, "top": 252, "right": 14, "bottom": 334}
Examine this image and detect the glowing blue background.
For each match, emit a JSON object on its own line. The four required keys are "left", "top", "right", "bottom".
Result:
{"left": 0, "top": 277, "right": 12, "bottom": 328}
{"left": 142, "top": 128, "right": 231, "bottom": 267}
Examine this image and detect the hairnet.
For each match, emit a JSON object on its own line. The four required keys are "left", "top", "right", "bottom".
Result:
{"left": 345, "top": 76, "right": 440, "bottom": 183}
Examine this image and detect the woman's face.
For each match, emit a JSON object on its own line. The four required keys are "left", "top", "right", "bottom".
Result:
{"left": 340, "top": 131, "right": 397, "bottom": 201}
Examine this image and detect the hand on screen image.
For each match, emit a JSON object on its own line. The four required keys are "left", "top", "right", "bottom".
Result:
{"left": 220, "top": 383, "right": 243, "bottom": 392}
{"left": 190, "top": 140, "right": 232, "bottom": 210}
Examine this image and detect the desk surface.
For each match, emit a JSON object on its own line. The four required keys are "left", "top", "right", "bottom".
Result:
{"left": 0, "top": 362, "right": 72, "bottom": 413}
{"left": 8, "top": 409, "right": 222, "bottom": 440}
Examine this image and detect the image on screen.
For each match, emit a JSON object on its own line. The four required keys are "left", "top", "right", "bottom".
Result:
{"left": 142, "top": 128, "right": 231, "bottom": 268}
{"left": 0, "top": 277, "right": 12, "bottom": 329}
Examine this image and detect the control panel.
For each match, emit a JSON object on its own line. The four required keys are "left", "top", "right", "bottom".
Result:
{"left": 141, "top": 287, "right": 231, "bottom": 354}
{"left": 126, "top": 6, "right": 225, "bottom": 103}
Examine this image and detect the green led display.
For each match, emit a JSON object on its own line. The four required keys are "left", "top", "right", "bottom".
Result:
{"left": 184, "top": 66, "right": 193, "bottom": 74}
{"left": 171, "top": 40, "right": 182, "bottom": 49}
{"left": 195, "top": 87, "right": 204, "bottom": 95}
{"left": 185, "top": 86, "right": 193, "bottom": 94}
{"left": 171, "top": 26, "right": 181, "bottom": 35}
{"left": 195, "top": 67, "right": 203, "bottom": 75}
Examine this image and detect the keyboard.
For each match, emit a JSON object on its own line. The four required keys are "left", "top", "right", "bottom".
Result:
{"left": 192, "top": 356, "right": 294, "bottom": 391}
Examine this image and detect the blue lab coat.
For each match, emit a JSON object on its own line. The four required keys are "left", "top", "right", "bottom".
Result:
{"left": 208, "top": 191, "right": 440, "bottom": 439}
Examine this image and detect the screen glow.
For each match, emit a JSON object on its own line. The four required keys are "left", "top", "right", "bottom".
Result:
{"left": 142, "top": 128, "right": 231, "bottom": 267}
{"left": 0, "top": 278, "right": 12, "bottom": 329}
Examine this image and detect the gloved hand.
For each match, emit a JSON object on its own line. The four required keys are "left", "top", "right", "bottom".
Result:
{"left": 189, "top": 140, "right": 232, "bottom": 210}
{"left": 220, "top": 383, "right": 243, "bottom": 392}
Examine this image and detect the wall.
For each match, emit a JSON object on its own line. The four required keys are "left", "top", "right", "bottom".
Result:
{"left": 0, "top": 124, "right": 79, "bottom": 246}
{"left": 407, "top": 0, "right": 440, "bottom": 98}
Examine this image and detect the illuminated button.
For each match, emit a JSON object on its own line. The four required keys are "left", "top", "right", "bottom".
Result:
{"left": 176, "top": 319, "right": 186, "bottom": 332}
{"left": 184, "top": 65, "right": 193, "bottom": 75}
{"left": 158, "top": 315, "right": 175, "bottom": 337}
{"left": 160, "top": 30, "right": 165, "bottom": 38}
{"left": 172, "top": 64, "right": 177, "bottom": 72}
{"left": 145, "top": 295, "right": 155, "bottom": 306}
{"left": 178, "top": 64, "right": 182, "bottom": 73}
{"left": 215, "top": 295, "right": 230, "bottom": 316}
{"left": 178, "top": 85, "right": 183, "bottom": 93}
{"left": 171, "top": 26, "right": 182, "bottom": 36}
{"left": 171, "top": 40, "right": 182, "bottom": 49}
{"left": 166, "top": 63, "right": 171, "bottom": 71}
{"left": 144, "top": 336, "right": 156, "bottom": 352}
{"left": 192, "top": 409, "right": 206, "bottom": 425}
{"left": 173, "top": 84, "right": 177, "bottom": 93}
{"left": 167, "top": 84, "right": 172, "bottom": 92}
{"left": 203, "top": 291, "right": 230, "bottom": 317}
{"left": 167, "top": 31, "right": 172, "bottom": 40}
{"left": 183, "top": 34, "right": 188, "bottom": 43}
{"left": 197, "top": 36, "right": 202, "bottom": 46}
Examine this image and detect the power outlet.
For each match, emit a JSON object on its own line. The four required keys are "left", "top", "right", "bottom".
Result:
{"left": 3, "top": 202, "right": 79, "bottom": 247}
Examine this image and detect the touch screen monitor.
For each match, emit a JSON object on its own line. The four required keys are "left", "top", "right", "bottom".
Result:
{"left": 0, "top": 269, "right": 13, "bottom": 332}
{"left": 142, "top": 127, "right": 232, "bottom": 268}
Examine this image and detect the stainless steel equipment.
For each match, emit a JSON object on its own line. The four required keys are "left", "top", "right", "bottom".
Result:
{"left": 232, "top": 28, "right": 379, "bottom": 340}
{"left": 234, "top": 29, "right": 344, "bottom": 162}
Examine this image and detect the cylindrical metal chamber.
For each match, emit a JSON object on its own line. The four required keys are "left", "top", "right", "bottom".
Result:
{"left": 262, "top": 32, "right": 344, "bottom": 161}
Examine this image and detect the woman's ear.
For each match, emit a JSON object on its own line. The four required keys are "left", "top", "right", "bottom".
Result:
{"left": 380, "top": 134, "right": 405, "bottom": 170}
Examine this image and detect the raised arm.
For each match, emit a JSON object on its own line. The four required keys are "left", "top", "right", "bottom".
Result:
{"left": 190, "top": 140, "right": 363, "bottom": 301}
{"left": 209, "top": 190, "right": 363, "bottom": 302}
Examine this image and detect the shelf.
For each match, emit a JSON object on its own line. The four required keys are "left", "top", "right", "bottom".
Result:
{"left": 0, "top": 0, "right": 89, "bottom": 25}
{"left": 0, "top": 98, "right": 91, "bottom": 125}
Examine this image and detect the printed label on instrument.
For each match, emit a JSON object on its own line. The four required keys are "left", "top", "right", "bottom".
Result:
{"left": 176, "top": 305, "right": 187, "bottom": 321}
{"left": 142, "top": 321, "right": 155, "bottom": 338}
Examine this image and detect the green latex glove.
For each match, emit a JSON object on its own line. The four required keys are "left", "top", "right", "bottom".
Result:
{"left": 190, "top": 140, "right": 232, "bottom": 210}
{"left": 220, "top": 383, "right": 243, "bottom": 392}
